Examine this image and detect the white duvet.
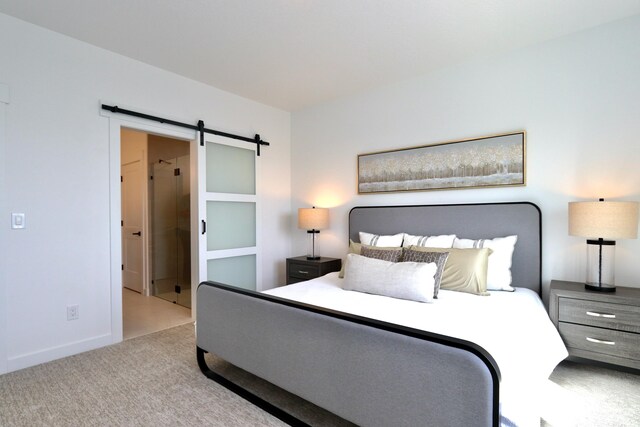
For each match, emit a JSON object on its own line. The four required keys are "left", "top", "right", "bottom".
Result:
{"left": 265, "top": 272, "right": 568, "bottom": 426}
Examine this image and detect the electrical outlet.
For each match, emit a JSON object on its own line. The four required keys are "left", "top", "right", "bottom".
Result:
{"left": 67, "top": 305, "right": 79, "bottom": 321}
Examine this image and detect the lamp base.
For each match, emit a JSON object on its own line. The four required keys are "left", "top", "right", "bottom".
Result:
{"left": 584, "top": 239, "right": 616, "bottom": 293}
{"left": 585, "top": 283, "right": 616, "bottom": 292}
{"left": 306, "top": 229, "right": 321, "bottom": 260}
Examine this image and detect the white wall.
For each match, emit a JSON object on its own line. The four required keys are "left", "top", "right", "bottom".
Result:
{"left": 121, "top": 128, "right": 148, "bottom": 164}
{"left": 0, "top": 13, "right": 291, "bottom": 373}
{"left": 147, "top": 134, "right": 190, "bottom": 164}
{"left": 291, "top": 14, "right": 640, "bottom": 300}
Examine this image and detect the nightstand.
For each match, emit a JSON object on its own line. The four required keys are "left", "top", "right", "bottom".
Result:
{"left": 286, "top": 256, "right": 342, "bottom": 285}
{"left": 549, "top": 280, "right": 640, "bottom": 370}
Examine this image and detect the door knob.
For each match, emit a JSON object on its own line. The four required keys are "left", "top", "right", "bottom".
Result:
{"left": 132, "top": 231, "right": 142, "bottom": 236}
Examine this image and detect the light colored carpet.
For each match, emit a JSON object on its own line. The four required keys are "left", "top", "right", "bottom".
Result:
{"left": 0, "top": 324, "right": 349, "bottom": 427}
{"left": 0, "top": 323, "right": 638, "bottom": 426}
{"left": 541, "top": 359, "right": 640, "bottom": 427}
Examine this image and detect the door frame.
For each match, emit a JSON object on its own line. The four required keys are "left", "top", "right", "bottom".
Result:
{"left": 0, "top": 84, "right": 9, "bottom": 374}
{"left": 105, "top": 107, "right": 197, "bottom": 344}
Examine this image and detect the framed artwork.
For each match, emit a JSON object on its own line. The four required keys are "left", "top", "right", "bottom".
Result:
{"left": 357, "top": 131, "right": 526, "bottom": 194}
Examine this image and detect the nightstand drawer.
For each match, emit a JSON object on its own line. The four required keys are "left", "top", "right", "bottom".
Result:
{"left": 559, "top": 297, "right": 640, "bottom": 333}
{"left": 288, "top": 262, "right": 320, "bottom": 280}
{"left": 559, "top": 323, "right": 640, "bottom": 361}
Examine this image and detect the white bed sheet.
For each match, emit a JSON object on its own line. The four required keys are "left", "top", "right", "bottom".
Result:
{"left": 265, "top": 272, "right": 568, "bottom": 426}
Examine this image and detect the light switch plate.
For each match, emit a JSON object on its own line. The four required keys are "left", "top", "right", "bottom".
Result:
{"left": 11, "top": 213, "right": 25, "bottom": 229}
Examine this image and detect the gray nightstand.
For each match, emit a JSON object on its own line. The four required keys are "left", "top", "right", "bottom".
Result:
{"left": 286, "top": 256, "right": 342, "bottom": 285}
{"left": 549, "top": 279, "right": 640, "bottom": 370}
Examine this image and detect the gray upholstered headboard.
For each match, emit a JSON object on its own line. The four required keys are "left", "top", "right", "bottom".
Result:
{"left": 349, "top": 202, "right": 541, "bottom": 294}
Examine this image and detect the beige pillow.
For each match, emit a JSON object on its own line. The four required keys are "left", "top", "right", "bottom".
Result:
{"left": 407, "top": 246, "right": 492, "bottom": 296}
{"left": 339, "top": 240, "right": 401, "bottom": 278}
{"left": 453, "top": 235, "right": 518, "bottom": 291}
{"left": 343, "top": 254, "right": 436, "bottom": 303}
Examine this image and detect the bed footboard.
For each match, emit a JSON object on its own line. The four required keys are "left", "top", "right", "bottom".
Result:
{"left": 196, "top": 281, "right": 500, "bottom": 427}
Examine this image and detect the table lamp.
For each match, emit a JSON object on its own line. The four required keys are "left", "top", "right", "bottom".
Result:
{"left": 298, "top": 207, "right": 329, "bottom": 260}
{"left": 569, "top": 198, "right": 639, "bottom": 292}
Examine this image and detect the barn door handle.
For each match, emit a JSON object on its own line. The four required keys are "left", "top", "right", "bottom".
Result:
{"left": 201, "top": 220, "right": 206, "bottom": 235}
{"left": 132, "top": 231, "right": 141, "bottom": 236}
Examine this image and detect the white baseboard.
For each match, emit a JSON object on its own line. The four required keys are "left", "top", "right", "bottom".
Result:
{"left": 6, "top": 333, "right": 115, "bottom": 373}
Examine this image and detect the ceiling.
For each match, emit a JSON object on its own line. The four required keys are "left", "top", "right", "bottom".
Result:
{"left": 1, "top": 0, "right": 640, "bottom": 111}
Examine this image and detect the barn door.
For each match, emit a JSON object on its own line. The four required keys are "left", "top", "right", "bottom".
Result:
{"left": 197, "top": 135, "right": 260, "bottom": 291}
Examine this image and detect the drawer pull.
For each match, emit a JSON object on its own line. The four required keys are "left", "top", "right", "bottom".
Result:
{"left": 586, "top": 311, "right": 616, "bottom": 319}
{"left": 297, "top": 270, "right": 309, "bottom": 275}
{"left": 586, "top": 337, "right": 615, "bottom": 345}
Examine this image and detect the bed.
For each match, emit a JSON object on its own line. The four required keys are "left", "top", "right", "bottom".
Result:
{"left": 196, "top": 202, "right": 568, "bottom": 426}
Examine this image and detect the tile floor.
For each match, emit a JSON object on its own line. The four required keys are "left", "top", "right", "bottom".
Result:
{"left": 154, "top": 290, "right": 192, "bottom": 309}
{"left": 123, "top": 288, "right": 193, "bottom": 340}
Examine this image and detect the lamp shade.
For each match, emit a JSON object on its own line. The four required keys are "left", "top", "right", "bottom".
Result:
{"left": 569, "top": 200, "right": 639, "bottom": 239}
{"left": 298, "top": 207, "right": 329, "bottom": 231}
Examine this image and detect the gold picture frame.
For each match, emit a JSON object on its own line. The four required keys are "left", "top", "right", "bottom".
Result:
{"left": 357, "top": 131, "right": 526, "bottom": 194}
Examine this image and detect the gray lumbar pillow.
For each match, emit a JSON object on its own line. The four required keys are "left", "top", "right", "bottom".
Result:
{"left": 402, "top": 249, "right": 450, "bottom": 298}
{"left": 343, "top": 254, "right": 436, "bottom": 303}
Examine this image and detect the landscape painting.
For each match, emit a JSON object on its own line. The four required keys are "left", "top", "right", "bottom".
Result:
{"left": 358, "top": 132, "right": 525, "bottom": 194}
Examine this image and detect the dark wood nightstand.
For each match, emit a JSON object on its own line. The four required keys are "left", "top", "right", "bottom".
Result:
{"left": 286, "top": 256, "right": 342, "bottom": 285}
{"left": 549, "top": 279, "right": 640, "bottom": 370}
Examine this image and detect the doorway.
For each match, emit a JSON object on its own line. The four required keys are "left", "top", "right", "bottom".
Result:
{"left": 121, "top": 129, "right": 193, "bottom": 339}
{"left": 150, "top": 152, "right": 191, "bottom": 307}
{"left": 107, "top": 109, "right": 261, "bottom": 344}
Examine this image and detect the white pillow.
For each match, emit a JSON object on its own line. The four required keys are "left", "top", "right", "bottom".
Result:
{"left": 359, "top": 231, "right": 404, "bottom": 247}
{"left": 343, "top": 254, "right": 436, "bottom": 303}
{"left": 402, "top": 233, "right": 456, "bottom": 248}
{"left": 453, "top": 235, "right": 518, "bottom": 291}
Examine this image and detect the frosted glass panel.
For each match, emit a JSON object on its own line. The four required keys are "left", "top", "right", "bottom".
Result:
{"left": 206, "top": 142, "right": 255, "bottom": 194}
{"left": 207, "top": 201, "right": 256, "bottom": 250}
{"left": 207, "top": 255, "right": 256, "bottom": 291}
